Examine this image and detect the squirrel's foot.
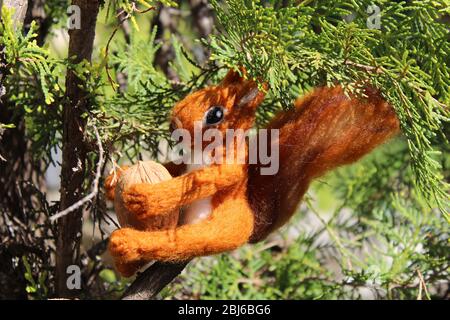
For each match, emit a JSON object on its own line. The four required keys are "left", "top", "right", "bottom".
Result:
{"left": 109, "top": 228, "right": 146, "bottom": 263}
{"left": 109, "top": 228, "right": 170, "bottom": 270}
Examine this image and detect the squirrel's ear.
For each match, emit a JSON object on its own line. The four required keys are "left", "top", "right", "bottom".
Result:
{"left": 221, "top": 67, "right": 267, "bottom": 109}
{"left": 220, "top": 68, "right": 247, "bottom": 86}
{"left": 237, "top": 86, "right": 260, "bottom": 107}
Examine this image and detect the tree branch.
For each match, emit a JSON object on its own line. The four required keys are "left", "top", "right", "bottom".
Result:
{"left": 121, "top": 261, "right": 189, "bottom": 300}
{"left": 56, "top": 0, "right": 100, "bottom": 298}
{"left": 115, "top": 9, "right": 131, "bottom": 92}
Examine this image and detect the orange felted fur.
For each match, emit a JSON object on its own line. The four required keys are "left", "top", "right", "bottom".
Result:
{"left": 106, "top": 69, "right": 400, "bottom": 276}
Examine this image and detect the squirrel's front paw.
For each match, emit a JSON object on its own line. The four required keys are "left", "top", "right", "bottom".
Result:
{"left": 109, "top": 228, "right": 166, "bottom": 273}
{"left": 122, "top": 184, "right": 156, "bottom": 219}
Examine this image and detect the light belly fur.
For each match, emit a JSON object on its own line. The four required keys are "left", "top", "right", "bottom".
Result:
{"left": 181, "top": 162, "right": 213, "bottom": 224}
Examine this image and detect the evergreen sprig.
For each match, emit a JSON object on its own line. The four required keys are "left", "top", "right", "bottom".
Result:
{"left": 0, "top": 8, "right": 64, "bottom": 165}
{"left": 0, "top": 9, "right": 59, "bottom": 105}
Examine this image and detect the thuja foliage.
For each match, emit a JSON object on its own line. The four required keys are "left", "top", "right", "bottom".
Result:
{"left": 0, "top": 7, "right": 64, "bottom": 164}
{"left": 0, "top": 0, "right": 448, "bottom": 299}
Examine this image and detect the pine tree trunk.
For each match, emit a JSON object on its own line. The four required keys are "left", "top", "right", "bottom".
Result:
{"left": 56, "top": 0, "right": 100, "bottom": 298}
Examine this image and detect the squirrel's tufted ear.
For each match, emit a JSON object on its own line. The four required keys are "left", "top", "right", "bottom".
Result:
{"left": 220, "top": 67, "right": 267, "bottom": 109}
{"left": 220, "top": 67, "right": 247, "bottom": 86}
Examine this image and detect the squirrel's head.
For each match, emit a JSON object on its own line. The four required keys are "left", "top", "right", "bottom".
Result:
{"left": 170, "top": 69, "right": 266, "bottom": 145}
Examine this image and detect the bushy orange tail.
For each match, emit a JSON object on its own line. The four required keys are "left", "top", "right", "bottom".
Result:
{"left": 248, "top": 86, "right": 400, "bottom": 241}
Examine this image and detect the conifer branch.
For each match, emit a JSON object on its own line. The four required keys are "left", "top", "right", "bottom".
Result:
{"left": 121, "top": 261, "right": 189, "bottom": 300}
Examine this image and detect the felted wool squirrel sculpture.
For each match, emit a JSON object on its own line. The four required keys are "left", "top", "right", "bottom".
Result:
{"left": 105, "top": 69, "right": 400, "bottom": 276}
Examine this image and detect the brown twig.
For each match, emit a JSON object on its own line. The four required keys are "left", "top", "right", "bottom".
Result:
{"left": 344, "top": 59, "right": 383, "bottom": 74}
{"left": 115, "top": 9, "right": 131, "bottom": 92}
{"left": 51, "top": 124, "right": 104, "bottom": 221}
{"left": 416, "top": 269, "right": 431, "bottom": 300}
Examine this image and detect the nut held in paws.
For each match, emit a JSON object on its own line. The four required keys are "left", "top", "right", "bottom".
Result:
{"left": 114, "top": 161, "right": 179, "bottom": 231}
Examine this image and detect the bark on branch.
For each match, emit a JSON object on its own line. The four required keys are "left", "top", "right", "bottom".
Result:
{"left": 121, "top": 261, "right": 189, "bottom": 300}
{"left": 56, "top": 0, "right": 100, "bottom": 298}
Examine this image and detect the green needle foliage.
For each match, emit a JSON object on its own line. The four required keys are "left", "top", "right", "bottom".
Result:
{"left": 0, "top": 10, "right": 60, "bottom": 105}
{"left": 208, "top": 0, "right": 450, "bottom": 219}
{"left": 0, "top": 8, "right": 64, "bottom": 165}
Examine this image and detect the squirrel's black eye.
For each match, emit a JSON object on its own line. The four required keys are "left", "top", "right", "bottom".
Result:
{"left": 204, "top": 106, "right": 224, "bottom": 126}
